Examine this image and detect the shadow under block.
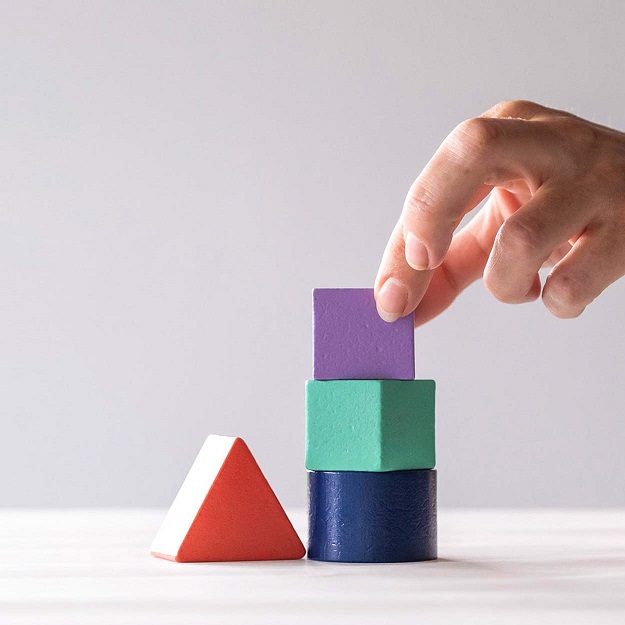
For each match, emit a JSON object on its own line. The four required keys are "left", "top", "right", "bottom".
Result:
{"left": 306, "top": 380, "right": 435, "bottom": 471}
{"left": 313, "top": 288, "right": 415, "bottom": 380}
{"left": 150, "top": 435, "right": 305, "bottom": 562}
{"left": 308, "top": 469, "right": 437, "bottom": 563}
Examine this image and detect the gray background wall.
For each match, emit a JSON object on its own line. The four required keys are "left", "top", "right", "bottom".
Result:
{"left": 1, "top": 0, "right": 624, "bottom": 508}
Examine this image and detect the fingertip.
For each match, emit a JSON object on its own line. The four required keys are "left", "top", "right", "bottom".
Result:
{"left": 405, "top": 232, "right": 430, "bottom": 270}
{"left": 375, "top": 277, "right": 409, "bottom": 323}
{"left": 376, "top": 306, "right": 401, "bottom": 323}
{"left": 522, "top": 275, "right": 542, "bottom": 303}
{"left": 541, "top": 273, "right": 588, "bottom": 319}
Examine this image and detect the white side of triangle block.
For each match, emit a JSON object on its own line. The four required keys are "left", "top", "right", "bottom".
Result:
{"left": 150, "top": 434, "right": 237, "bottom": 557}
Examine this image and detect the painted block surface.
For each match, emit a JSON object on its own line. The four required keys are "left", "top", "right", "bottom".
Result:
{"left": 306, "top": 379, "right": 435, "bottom": 471}
{"left": 313, "top": 288, "right": 415, "bottom": 380}
{"left": 308, "top": 469, "right": 437, "bottom": 563}
{"left": 150, "top": 435, "right": 305, "bottom": 562}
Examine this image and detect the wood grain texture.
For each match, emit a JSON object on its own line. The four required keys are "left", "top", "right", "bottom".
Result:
{"left": 308, "top": 469, "right": 437, "bottom": 563}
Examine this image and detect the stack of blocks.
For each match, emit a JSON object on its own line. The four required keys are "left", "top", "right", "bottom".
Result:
{"left": 306, "top": 288, "right": 437, "bottom": 563}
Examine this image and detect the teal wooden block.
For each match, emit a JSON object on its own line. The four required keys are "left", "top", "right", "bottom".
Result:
{"left": 305, "top": 380, "right": 435, "bottom": 472}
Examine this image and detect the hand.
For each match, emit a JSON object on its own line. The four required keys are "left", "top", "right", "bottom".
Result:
{"left": 374, "top": 100, "right": 625, "bottom": 325}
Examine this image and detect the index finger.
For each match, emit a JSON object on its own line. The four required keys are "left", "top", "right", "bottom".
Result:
{"left": 401, "top": 115, "right": 552, "bottom": 272}
{"left": 375, "top": 106, "right": 556, "bottom": 322}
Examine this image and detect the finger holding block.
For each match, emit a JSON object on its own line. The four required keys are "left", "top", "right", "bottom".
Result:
{"left": 307, "top": 469, "right": 437, "bottom": 563}
{"left": 313, "top": 288, "right": 415, "bottom": 380}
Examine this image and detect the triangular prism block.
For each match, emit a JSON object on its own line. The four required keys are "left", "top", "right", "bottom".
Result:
{"left": 150, "top": 435, "right": 305, "bottom": 562}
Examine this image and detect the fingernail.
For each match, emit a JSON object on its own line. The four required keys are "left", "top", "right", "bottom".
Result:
{"left": 405, "top": 232, "right": 429, "bottom": 270}
{"left": 376, "top": 278, "right": 408, "bottom": 322}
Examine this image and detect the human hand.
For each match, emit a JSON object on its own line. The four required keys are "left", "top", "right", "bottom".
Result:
{"left": 374, "top": 100, "right": 625, "bottom": 325}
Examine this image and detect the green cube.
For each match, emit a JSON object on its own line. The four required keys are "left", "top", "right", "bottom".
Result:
{"left": 305, "top": 380, "right": 435, "bottom": 472}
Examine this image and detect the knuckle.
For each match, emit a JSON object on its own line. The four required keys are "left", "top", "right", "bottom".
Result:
{"left": 552, "top": 118, "right": 605, "bottom": 176}
{"left": 543, "top": 273, "right": 589, "bottom": 318}
{"left": 386, "top": 233, "right": 405, "bottom": 259}
{"left": 497, "top": 217, "right": 543, "bottom": 256}
{"left": 491, "top": 100, "right": 520, "bottom": 117}
{"left": 483, "top": 271, "right": 517, "bottom": 304}
{"left": 489, "top": 99, "right": 540, "bottom": 119}
{"left": 404, "top": 184, "right": 438, "bottom": 221}
{"left": 452, "top": 117, "right": 503, "bottom": 155}
{"left": 558, "top": 117, "right": 600, "bottom": 147}
{"left": 383, "top": 222, "right": 407, "bottom": 259}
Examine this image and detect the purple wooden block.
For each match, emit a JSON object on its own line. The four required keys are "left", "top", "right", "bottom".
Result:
{"left": 313, "top": 288, "right": 415, "bottom": 380}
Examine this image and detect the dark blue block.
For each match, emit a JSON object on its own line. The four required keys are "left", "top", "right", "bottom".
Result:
{"left": 307, "top": 470, "right": 437, "bottom": 563}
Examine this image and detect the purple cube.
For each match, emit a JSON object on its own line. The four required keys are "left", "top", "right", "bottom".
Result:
{"left": 313, "top": 288, "right": 415, "bottom": 380}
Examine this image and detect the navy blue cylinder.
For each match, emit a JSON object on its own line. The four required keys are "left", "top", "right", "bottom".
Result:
{"left": 307, "top": 469, "right": 437, "bottom": 563}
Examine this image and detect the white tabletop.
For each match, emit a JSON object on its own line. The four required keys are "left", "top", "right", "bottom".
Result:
{"left": 1, "top": 508, "right": 624, "bottom": 625}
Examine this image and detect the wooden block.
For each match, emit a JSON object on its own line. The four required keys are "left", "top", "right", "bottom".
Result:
{"left": 313, "top": 288, "right": 415, "bottom": 380}
{"left": 306, "top": 379, "right": 435, "bottom": 471}
{"left": 150, "top": 435, "right": 305, "bottom": 562}
{"left": 307, "top": 469, "right": 437, "bottom": 563}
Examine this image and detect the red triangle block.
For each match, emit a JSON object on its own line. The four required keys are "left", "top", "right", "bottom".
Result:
{"left": 150, "top": 435, "right": 305, "bottom": 562}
